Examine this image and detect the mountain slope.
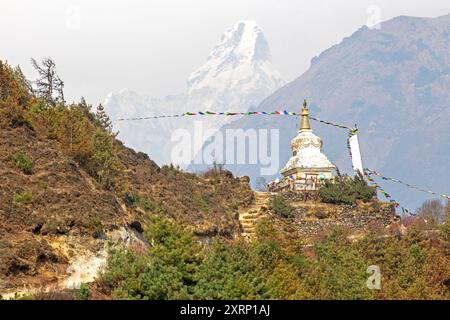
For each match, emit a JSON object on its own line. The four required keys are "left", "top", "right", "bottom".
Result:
{"left": 0, "top": 60, "right": 254, "bottom": 294}
{"left": 0, "top": 113, "right": 253, "bottom": 294}
{"left": 105, "top": 21, "right": 284, "bottom": 167}
{"left": 189, "top": 14, "right": 450, "bottom": 209}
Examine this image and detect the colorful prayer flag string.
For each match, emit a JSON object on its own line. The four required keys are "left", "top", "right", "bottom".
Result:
{"left": 309, "top": 116, "right": 354, "bottom": 131}
{"left": 364, "top": 168, "right": 450, "bottom": 201}
{"left": 116, "top": 110, "right": 356, "bottom": 132}
{"left": 364, "top": 171, "right": 402, "bottom": 209}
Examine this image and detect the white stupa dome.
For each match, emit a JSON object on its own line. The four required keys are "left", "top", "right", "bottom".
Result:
{"left": 280, "top": 101, "right": 335, "bottom": 176}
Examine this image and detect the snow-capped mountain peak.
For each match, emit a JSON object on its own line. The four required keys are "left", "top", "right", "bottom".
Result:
{"left": 212, "top": 20, "right": 271, "bottom": 62}
{"left": 187, "top": 21, "right": 284, "bottom": 99}
{"left": 105, "top": 21, "right": 284, "bottom": 166}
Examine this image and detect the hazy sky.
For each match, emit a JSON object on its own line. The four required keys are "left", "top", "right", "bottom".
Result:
{"left": 1, "top": 0, "right": 449, "bottom": 105}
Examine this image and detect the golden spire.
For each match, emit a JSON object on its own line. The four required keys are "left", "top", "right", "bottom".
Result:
{"left": 300, "top": 99, "right": 311, "bottom": 130}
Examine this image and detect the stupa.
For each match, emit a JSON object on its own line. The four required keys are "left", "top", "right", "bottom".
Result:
{"left": 270, "top": 100, "right": 336, "bottom": 192}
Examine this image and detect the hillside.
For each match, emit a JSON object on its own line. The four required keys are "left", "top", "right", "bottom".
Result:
{"left": 0, "top": 59, "right": 255, "bottom": 295}
{"left": 1, "top": 58, "right": 449, "bottom": 300}
{"left": 188, "top": 13, "right": 450, "bottom": 210}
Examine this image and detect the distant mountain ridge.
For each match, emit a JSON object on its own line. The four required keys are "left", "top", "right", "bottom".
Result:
{"left": 105, "top": 21, "right": 284, "bottom": 166}
{"left": 188, "top": 13, "right": 450, "bottom": 209}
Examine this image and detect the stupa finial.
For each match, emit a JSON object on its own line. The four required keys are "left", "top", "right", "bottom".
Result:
{"left": 300, "top": 99, "right": 311, "bottom": 130}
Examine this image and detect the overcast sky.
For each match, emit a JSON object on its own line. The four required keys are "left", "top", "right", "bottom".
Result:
{"left": 1, "top": 0, "right": 449, "bottom": 105}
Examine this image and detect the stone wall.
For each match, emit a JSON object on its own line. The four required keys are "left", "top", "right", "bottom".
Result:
{"left": 266, "top": 195, "right": 399, "bottom": 240}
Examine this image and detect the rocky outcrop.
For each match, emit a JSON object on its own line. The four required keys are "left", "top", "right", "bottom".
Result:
{"left": 0, "top": 227, "right": 148, "bottom": 299}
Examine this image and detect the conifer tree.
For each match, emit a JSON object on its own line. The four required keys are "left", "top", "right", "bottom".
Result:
{"left": 96, "top": 103, "right": 113, "bottom": 133}
{"left": 30, "top": 57, "right": 65, "bottom": 106}
{"left": 79, "top": 97, "right": 90, "bottom": 111}
{"left": 13, "top": 65, "right": 33, "bottom": 94}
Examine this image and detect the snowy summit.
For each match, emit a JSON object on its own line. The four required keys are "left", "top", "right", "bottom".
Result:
{"left": 104, "top": 20, "right": 284, "bottom": 166}
{"left": 187, "top": 20, "right": 284, "bottom": 102}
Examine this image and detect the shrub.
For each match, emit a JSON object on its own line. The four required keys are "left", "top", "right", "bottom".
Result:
{"left": 34, "top": 105, "right": 94, "bottom": 161}
{"left": 318, "top": 183, "right": 354, "bottom": 205}
{"left": 319, "top": 172, "right": 375, "bottom": 205}
{"left": 137, "top": 197, "right": 157, "bottom": 212}
{"left": 123, "top": 192, "right": 162, "bottom": 213}
{"left": 99, "top": 216, "right": 202, "bottom": 299}
{"left": 74, "top": 284, "right": 90, "bottom": 300}
{"left": 265, "top": 262, "right": 305, "bottom": 299}
{"left": 0, "top": 99, "right": 33, "bottom": 130}
{"left": 13, "top": 190, "right": 34, "bottom": 204}
{"left": 10, "top": 152, "right": 33, "bottom": 174}
{"left": 255, "top": 218, "right": 280, "bottom": 243}
{"left": 302, "top": 228, "right": 372, "bottom": 299}
{"left": 89, "top": 218, "right": 104, "bottom": 238}
{"left": 270, "top": 195, "right": 293, "bottom": 218}
{"left": 123, "top": 192, "right": 138, "bottom": 207}
{"left": 194, "top": 240, "right": 267, "bottom": 299}
{"left": 193, "top": 193, "right": 211, "bottom": 213}
{"left": 253, "top": 239, "right": 283, "bottom": 270}
{"left": 161, "top": 164, "right": 178, "bottom": 175}
{"left": 0, "top": 61, "right": 31, "bottom": 105}
{"left": 90, "top": 129, "right": 121, "bottom": 189}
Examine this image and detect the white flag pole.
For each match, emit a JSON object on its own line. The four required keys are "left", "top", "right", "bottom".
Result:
{"left": 349, "top": 125, "right": 364, "bottom": 174}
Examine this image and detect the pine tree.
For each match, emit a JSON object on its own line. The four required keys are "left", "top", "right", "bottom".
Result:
{"left": 13, "top": 65, "right": 33, "bottom": 95}
{"left": 96, "top": 103, "right": 113, "bottom": 133}
{"left": 30, "top": 57, "right": 65, "bottom": 106}
{"left": 91, "top": 128, "right": 120, "bottom": 189}
{"left": 79, "top": 96, "right": 90, "bottom": 111}
{"left": 78, "top": 96, "right": 97, "bottom": 123}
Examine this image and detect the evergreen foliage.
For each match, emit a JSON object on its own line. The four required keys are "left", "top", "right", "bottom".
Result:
{"left": 319, "top": 172, "right": 375, "bottom": 205}
{"left": 270, "top": 195, "right": 293, "bottom": 218}
{"left": 90, "top": 128, "right": 121, "bottom": 189}
{"left": 30, "top": 57, "right": 65, "bottom": 106}
{"left": 10, "top": 152, "right": 33, "bottom": 174}
{"left": 95, "top": 103, "right": 113, "bottom": 133}
{"left": 12, "top": 190, "right": 34, "bottom": 204}
{"left": 99, "top": 216, "right": 450, "bottom": 300}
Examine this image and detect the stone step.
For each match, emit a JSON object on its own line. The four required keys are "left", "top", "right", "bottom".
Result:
{"left": 239, "top": 191, "right": 270, "bottom": 241}
{"left": 240, "top": 213, "right": 258, "bottom": 218}
{"left": 241, "top": 215, "right": 259, "bottom": 220}
{"left": 242, "top": 212, "right": 259, "bottom": 216}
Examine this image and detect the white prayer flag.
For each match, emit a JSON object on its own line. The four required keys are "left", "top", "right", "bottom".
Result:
{"left": 349, "top": 134, "right": 364, "bottom": 174}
